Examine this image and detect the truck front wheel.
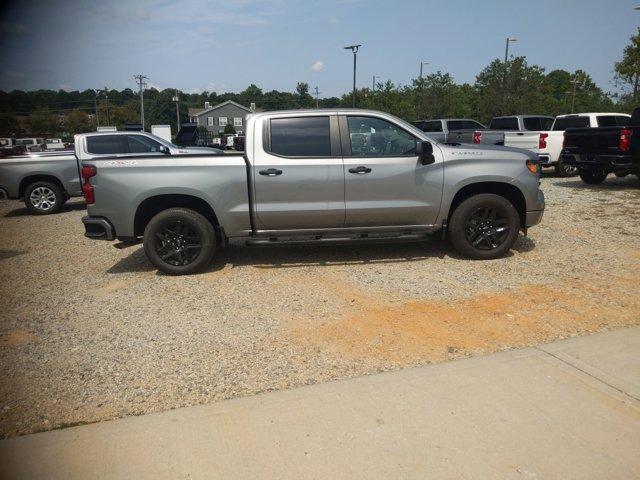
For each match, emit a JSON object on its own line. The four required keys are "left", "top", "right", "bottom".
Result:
{"left": 143, "top": 208, "right": 217, "bottom": 275}
{"left": 24, "top": 181, "right": 64, "bottom": 215}
{"left": 579, "top": 167, "right": 607, "bottom": 185}
{"left": 448, "top": 194, "right": 520, "bottom": 260}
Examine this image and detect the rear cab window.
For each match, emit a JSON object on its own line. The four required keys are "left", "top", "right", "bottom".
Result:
{"left": 86, "top": 135, "right": 126, "bottom": 154}
{"left": 268, "top": 116, "right": 332, "bottom": 157}
{"left": 552, "top": 116, "right": 590, "bottom": 131}
{"left": 489, "top": 117, "right": 519, "bottom": 130}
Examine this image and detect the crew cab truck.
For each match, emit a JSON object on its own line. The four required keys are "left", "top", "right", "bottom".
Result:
{"left": 411, "top": 118, "right": 486, "bottom": 144}
{"left": 81, "top": 109, "right": 545, "bottom": 275}
{"left": 503, "top": 112, "right": 631, "bottom": 177}
{"left": 472, "top": 115, "right": 554, "bottom": 146}
{"left": 561, "top": 108, "right": 640, "bottom": 184}
{"left": 0, "top": 131, "right": 222, "bottom": 214}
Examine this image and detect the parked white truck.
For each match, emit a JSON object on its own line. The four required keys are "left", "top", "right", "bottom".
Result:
{"left": 503, "top": 112, "right": 631, "bottom": 176}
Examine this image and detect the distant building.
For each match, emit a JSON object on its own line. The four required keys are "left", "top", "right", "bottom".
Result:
{"left": 189, "top": 100, "right": 253, "bottom": 135}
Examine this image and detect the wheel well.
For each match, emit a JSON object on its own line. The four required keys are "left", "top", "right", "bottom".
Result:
{"left": 448, "top": 182, "right": 526, "bottom": 227}
{"left": 134, "top": 194, "right": 222, "bottom": 241}
{"left": 19, "top": 175, "right": 65, "bottom": 197}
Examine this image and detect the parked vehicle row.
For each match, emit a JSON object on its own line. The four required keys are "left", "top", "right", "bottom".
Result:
{"left": 80, "top": 109, "right": 545, "bottom": 275}
{"left": 0, "top": 131, "right": 222, "bottom": 214}
{"left": 561, "top": 107, "right": 640, "bottom": 184}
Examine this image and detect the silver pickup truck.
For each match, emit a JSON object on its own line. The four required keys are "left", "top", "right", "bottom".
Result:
{"left": 81, "top": 109, "right": 545, "bottom": 275}
{"left": 0, "top": 131, "right": 221, "bottom": 214}
{"left": 472, "top": 115, "right": 555, "bottom": 146}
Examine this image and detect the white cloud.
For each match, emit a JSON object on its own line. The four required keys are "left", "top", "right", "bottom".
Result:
{"left": 311, "top": 61, "right": 325, "bottom": 72}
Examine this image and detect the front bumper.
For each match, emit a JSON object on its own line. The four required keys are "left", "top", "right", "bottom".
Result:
{"left": 82, "top": 216, "right": 116, "bottom": 241}
{"left": 525, "top": 189, "right": 545, "bottom": 228}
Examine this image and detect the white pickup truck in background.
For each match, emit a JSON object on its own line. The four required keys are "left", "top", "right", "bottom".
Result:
{"left": 503, "top": 112, "right": 631, "bottom": 177}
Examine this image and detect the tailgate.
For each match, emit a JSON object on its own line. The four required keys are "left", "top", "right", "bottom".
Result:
{"left": 563, "top": 127, "right": 620, "bottom": 153}
{"left": 503, "top": 132, "right": 539, "bottom": 150}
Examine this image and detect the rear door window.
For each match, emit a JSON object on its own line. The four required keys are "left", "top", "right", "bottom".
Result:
{"left": 489, "top": 117, "right": 519, "bottom": 130}
{"left": 552, "top": 116, "right": 590, "bottom": 130}
{"left": 86, "top": 135, "right": 126, "bottom": 154}
{"left": 269, "top": 116, "right": 331, "bottom": 157}
{"left": 596, "top": 116, "right": 618, "bottom": 127}
{"left": 523, "top": 118, "right": 542, "bottom": 131}
{"left": 447, "top": 120, "right": 464, "bottom": 131}
{"left": 462, "top": 120, "right": 485, "bottom": 130}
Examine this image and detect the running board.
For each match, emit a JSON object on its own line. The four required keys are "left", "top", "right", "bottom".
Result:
{"left": 245, "top": 231, "right": 431, "bottom": 247}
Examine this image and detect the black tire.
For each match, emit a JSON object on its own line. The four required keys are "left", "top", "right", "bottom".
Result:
{"left": 554, "top": 160, "right": 577, "bottom": 177}
{"left": 143, "top": 208, "right": 217, "bottom": 275}
{"left": 24, "top": 181, "right": 64, "bottom": 215}
{"left": 579, "top": 168, "right": 608, "bottom": 185}
{"left": 449, "top": 194, "right": 520, "bottom": 260}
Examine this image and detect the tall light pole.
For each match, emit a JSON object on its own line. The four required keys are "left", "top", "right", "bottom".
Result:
{"left": 372, "top": 75, "right": 379, "bottom": 92}
{"left": 134, "top": 74, "right": 148, "bottom": 130}
{"left": 172, "top": 91, "right": 180, "bottom": 130}
{"left": 313, "top": 86, "right": 321, "bottom": 108}
{"left": 503, "top": 38, "right": 517, "bottom": 107}
{"left": 569, "top": 75, "right": 584, "bottom": 113}
{"left": 420, "top": 61, "right": 429, "bottom": 80}
{"left": 344, "top": 44, "right": 361, "bottom": 108}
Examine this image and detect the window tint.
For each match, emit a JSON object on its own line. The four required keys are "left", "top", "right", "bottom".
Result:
{"left": 462, "top": 120, "right": 485, "bottom": 130}
{"left": 540, "top": 117, "right": 554, "bottom": 130}
{"left": 489, "top": 117, "right": 519, "bottom": 130}
{"left": 127, "top": 135, "right": 162, "bottom": 153}
{"left": 413, "top": 121, "right": 442, "bottom": 132}
{"left": 86, "top": 135, "right": 126, "bottom": 154}
{"left": 615, "top": 115, "right": 630, "bottom": 126}
{"left": 552, "top": 116, "right": 590, "bottom": 130}
{"left": 596, "top": 116, "right": 618, "bottom": 127}
{"left": 523, "top": 118, "right": 542, "bottom": 131}
{"left": 347, "top": 116, "right": 416, "bottom": 156}
{"left": 269, "top": 116, "right": 331, "bottom": 157}
{"left": 447, "top": 120, "right": 464, "bottom": 131}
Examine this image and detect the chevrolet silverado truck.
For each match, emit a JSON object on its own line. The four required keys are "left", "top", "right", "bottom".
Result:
{"left": 472, "top": 115, "right": 554, "bottom": 146}
{"left": 81, "top": 109, "right": 545, "bottom": 275}
{"left": 561, "top": 107, "right": 640, "bottom": 184}
{"left": 411, "top": 118, "right": 486, "bottom": 144}
{"left": 0, "top": 131, "right": 222, "bottom": 214}
{"left": 504, "top": 112, "right": 631, "bottom": 177}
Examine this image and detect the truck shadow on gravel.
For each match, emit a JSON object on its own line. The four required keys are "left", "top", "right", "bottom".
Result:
{"left": 552, "top": 179, "right": 640, "bottom": 191}
{"left": 4, "top": 201, "right": 87, "bottom": 218}
{"left": 107, "top": 235, "right": 536, "bottom": 275}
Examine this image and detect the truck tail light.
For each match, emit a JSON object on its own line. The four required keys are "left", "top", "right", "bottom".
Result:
{"left": 619, "top": 128, "right": 631, "bottom": 152}
{"left": 81, "top": 165, "right": 97, "bottom": 204}
{"left": 539, "top": 133, "right": 548, "bottom": 149}
{"left": 472, "top": 131, "right": 482, "bottom": 144}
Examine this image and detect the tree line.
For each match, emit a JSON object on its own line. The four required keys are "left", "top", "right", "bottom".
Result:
{"left": 1, "top": 29, "right": 638, "bottom": 139}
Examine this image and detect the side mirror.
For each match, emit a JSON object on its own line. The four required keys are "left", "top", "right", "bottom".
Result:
{"left": 416, "top": 141, "right": 435, "bottom": 165}
{"left": 159, "top": 145, "right": 171, "bottom": 155}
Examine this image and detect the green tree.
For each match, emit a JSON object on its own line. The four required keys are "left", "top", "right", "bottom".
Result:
{"left": 223, "top": 122, "right": 236, "bottom": 135}
{"left": 0, "top": 112, "right": 19, "bottom": 136}
{"left": 26, "top": 108, "right": 59, "bottom": 135}
{"left": 614, "top": 27, "right": 640, "bottom": 102}
{"left": 64, "top": 109, "right": 93, "bottom": 135}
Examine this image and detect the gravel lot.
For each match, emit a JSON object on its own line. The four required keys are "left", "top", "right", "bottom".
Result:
{"left": 1, "top": 173, "right": 639, "bottom": 438}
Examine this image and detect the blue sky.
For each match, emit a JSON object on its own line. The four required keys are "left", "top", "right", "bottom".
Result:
{"left": 0, "top": 0, "right": 637, "bottom": 97}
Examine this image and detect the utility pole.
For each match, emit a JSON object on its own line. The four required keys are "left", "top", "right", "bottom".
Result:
{"left": 570, "top": 74, "right": 583, "bottom": 113}
{"left": 372, "top": 75, "right": 379, "bottom": 92}
{"left": 134, "top": 74, "right": 148, "bottom": 130}
{"left": 94, "top": 90, "right": 99, "bottom": 127}
{"left": 172, "top": 91, "right": 180, "bottom": 130}
{"left": 344, "top": 44, "right": 361, "bottom": 108}
{"left": 313, "top": 86, "right": 321, "bottom": 108}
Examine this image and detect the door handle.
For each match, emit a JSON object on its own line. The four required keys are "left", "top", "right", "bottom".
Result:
{"left": 348, "top": 166, "right": 372, "bottom": 174}
{"left": 259, "top": 168, "right": 283, "bottom": 176}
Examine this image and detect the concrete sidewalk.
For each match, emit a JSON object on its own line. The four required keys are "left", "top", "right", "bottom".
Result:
{"left": 1, "top": 327, "right": 639, "bottom": 480}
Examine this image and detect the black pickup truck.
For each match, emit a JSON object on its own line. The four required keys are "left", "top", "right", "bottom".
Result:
{"left": 561, "top": 107, "right": 640, "bottom": 184}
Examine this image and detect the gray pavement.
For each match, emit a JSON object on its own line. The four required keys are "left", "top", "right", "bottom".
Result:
{"left": 1, "top": 326, "right": 639, "bottom": 479}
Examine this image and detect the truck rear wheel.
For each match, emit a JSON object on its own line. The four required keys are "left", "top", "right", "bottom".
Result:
{"left": 449, "top": 194, "right": 520, "bottom": 260}
{"left": 579, "top": 168, "right": 607, "bottom": 185}
{"left": 143, "top": 208, "right": 217, "bottom": 275}
{"left": 554, "top": 160, "right": 577, "bottom": 177}
{"left": 24, "top": 181, "right": 64, "bottom": 215}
